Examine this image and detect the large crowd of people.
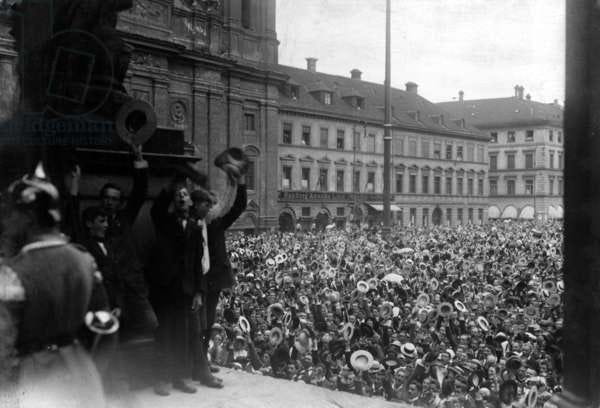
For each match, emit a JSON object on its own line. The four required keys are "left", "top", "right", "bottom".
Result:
{"left": 209, "top": 222, "right": 563, "bottom": 407}
{"left": 0, "top": 145, "right": 564, "bottom": 408}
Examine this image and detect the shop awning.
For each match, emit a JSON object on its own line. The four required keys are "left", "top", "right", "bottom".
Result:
{"left": 367, "top": 203, "right": 402, "bottom": 212}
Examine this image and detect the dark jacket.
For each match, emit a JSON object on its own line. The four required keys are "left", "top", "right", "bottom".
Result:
{"left": 66, "top": 164, "right": 148, "bottom": 298}
{"left": 149, "top": 189, "right": 205, "bottom": 298}
{"left": 205, "top": 184, "right": 247, "bottom": 293}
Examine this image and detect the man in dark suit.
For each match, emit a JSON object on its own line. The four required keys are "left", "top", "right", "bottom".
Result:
{"left": 197, "top": 171, "right": 247, "bottom": 385}
{"left": 67, "top": 145, "right": 157, "bottom": 340}
{"left": 149, "top": 177, "right": 213, "bottom": 396}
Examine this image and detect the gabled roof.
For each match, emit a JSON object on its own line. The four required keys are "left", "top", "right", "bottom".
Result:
{"left": 437, "top": 97, "right": 563, "bottom": 129}
{"left": 270, "top": 64, "right": 487, "bottom": 141}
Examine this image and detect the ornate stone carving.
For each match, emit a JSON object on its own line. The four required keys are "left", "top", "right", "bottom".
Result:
{"left": 123, "top": 0, "right": 168, "bottom": 26}
{"left": 183, "top": 17, "right": 207, "bottom": 37}
{"left": 170, "top": 100, "right": 186, "bottom": 124}
{"left": 131, "top": 52, "right": 162, "bottom": 68}
{"left": 132, "top": 89, "right": 151, "bottom": 104}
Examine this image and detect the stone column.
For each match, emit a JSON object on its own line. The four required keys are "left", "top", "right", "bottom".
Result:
{"left": 192, "top": 83, "right": 209, "bottom": 162}
{"left": 548, "top": 1, "right": 600, "bottom": 406}
{"left": 207, "top": 90, "right": 227, "bottom": 189}
{"left": 261, "top": 99, "right": 280, "bottom": 229}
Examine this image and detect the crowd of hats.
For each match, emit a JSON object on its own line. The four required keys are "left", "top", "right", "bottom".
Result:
{"left": 210, "top": 221, "right": 563, "bottom": 407}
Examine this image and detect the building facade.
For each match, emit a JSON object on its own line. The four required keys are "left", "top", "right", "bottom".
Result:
{"left": 274, "top": 62, "right": 490, "bottom": 230}
{"left": 439, "top": 87, "right": 564, "bottom": 221}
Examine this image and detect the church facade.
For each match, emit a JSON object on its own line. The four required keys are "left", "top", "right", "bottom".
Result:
{"left": 0, "top": 0, "right": 284, "bottom": 231}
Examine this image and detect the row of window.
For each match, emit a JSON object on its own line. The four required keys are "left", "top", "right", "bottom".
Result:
{"left": 488, "top": 178, "right": 563, "bottom": 196}
{"left": 282, "top": 123, "right": 486, "bottom": 162}
{"left": 490, "top": 129, "right": 563, "bottom": 144}
{"left": 282, "top": 166, "right": 485, "bottom": 195}
{"left": 489, "top": 151, "right": 563, "bottom": 170}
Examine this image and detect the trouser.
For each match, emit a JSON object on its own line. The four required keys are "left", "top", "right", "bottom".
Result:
{"left": 202, "top": 291, "right": 221, "bottom": 353}
{"left": 154, "top": 294, "right": 192, "bottom": 382}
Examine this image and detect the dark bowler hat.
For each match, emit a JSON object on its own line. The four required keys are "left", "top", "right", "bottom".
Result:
{"left": 214, "top": 147, "right": 250, "bottom": 178}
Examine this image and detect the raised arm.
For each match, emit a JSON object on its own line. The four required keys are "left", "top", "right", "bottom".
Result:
{"left": 122, "top": 145, "right": 148, "bottom": 225}
{"left": 220, "top": 181, "right": 247, "bottom": 230}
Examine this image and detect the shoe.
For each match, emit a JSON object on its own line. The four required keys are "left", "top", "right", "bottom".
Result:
{"left": 173, "top": 379, "right": 197, "bottom": 394}
{"left": 210, "top": 365, "right": 220, "bottom": 373}
{"left": 199, "top": 375, "right": 224, "bottom": 389}
{"left": 153, "top": 381, "right": 170, "bottom": 396}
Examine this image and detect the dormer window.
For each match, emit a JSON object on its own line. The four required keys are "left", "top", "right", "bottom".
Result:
{"left": 323, "top": 92, "right": 332, "bottom": 105}
{"left": 356, "top": 97, "right": 364, "bottom": 109}
{"left": 290, "top": 85, "right": 299, "bottom": 100}
{"left": 430, "top": 115, "right": 441, "bottom": 125}
{"left": 407, "top": 111, "right": 421, "bottom": 121}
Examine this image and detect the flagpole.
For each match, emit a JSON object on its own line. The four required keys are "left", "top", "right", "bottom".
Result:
{"left": 382, "top": 0, "right": 392, "bottom": 237}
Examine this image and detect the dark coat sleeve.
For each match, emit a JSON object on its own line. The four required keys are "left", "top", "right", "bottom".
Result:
{"left": 219, "top": 185, "right": 247, "bottom": 230}
{"left": 63, "top": 193, "right": 83, "bottom": 243}
{"left": 122, "top": 165, "right": 148, "bottom": 226}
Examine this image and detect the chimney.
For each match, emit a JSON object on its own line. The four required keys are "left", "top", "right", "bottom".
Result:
{"left": 459, "top": 90, "right": 464, "bottom": 102}
{"left": 518, "top": 86, "right": 525, "bottom": 100}
{"left": 514, "top": 85, "right": 519, "bottom": 98}
{"left": 350, "top": 69, "right": 362, "bottom": 80}
{"left": 405, "top": 81, "right": 418, "bottom": 94}
{"left": 306, "top": 57, "right": 318, "bottom": 73}
{"left": 526, "top": 94, "right": 531, "bottom": 101}
{"left": 554, "top": 99, "right": 559, "bottom": 105}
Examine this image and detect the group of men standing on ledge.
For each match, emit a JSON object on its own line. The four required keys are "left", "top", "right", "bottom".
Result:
{"left": 0, "top": 143, "right": 248, "bottom": 406}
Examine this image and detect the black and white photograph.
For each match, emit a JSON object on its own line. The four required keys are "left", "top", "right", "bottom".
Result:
{"left": 0, "top": 0, "right": 596, "bottom": 407}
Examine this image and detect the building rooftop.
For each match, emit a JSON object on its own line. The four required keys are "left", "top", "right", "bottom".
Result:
{"left": 270, "top": 63, "right": 488, "bottom": 141}
{"left": 438, "top": 95, "right": 563, "bottom": 129}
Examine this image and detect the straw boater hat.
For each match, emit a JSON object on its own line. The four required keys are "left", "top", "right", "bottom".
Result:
{"left": 547, "top": 293, "right": 561, "bottom": 307}
{"left": 356, "top": 280, "right": 369, "bottom": 293}
{"left": 269, "top": 327, "right": 283, "bottom": 346}
{"left": 350, "top": 350, "right": 374, "bottom": 371}
{"left": 340, "top": 322, "right": 355, "bottom": 341}
{"left": 85, "top": 310, "right": 119, "bottom": 335}
{"left": 542, "top": 280, "right": 556, "bottom": 292}
{"left": 429, "top": 278, "right": 440, "bottom": 291}
{"left": 283, "top": 311, "right": 293, "bottom": 327}
{"left": 238, "top": 316, "right": 251, "bottom": 333}
{"left": 401, "top": 343, "right": 418, "bottom": 359}
{"left": 476, "top": 316, "right": 490, "bottom": 332}
{"left": 454, "top": 300, "right": 468, "bottom": 313}
{"left": 379, "top": 302, "right": 393, "bottom": 319}
{"left": 416, "top": 293, "right": 430, "bottom": 307}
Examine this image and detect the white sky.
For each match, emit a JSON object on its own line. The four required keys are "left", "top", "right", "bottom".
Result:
{"left": 276, "top": 0, "right": 565, "bottom": 103}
